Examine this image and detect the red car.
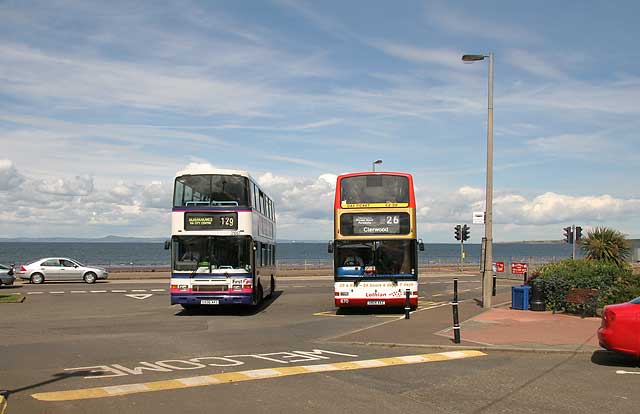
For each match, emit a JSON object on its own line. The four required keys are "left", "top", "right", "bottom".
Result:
{"left": 598, "top": 297, "right": 640, "bottom": 357}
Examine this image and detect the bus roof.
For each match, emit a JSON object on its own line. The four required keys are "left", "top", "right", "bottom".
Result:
{"left": 334, "top": 171, "right": 415, "bottom": 209}
{"left": 175, "top": 167, "right": 254, "bottom": 181}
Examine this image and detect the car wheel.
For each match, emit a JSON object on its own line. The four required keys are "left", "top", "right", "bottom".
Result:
{"left": 31, "top": 273, "right": 45, "bottom": 284}
{"left": 83, "top": 272, "right": 97, "bottom": 284}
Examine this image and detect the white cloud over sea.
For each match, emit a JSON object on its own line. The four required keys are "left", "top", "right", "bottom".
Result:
{"left": 1, "top": 160, "right": 638, "bottom": 241}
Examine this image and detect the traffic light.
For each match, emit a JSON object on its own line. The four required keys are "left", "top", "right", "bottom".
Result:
{"left": 575, "top": 226, "right": 583, "bottom": 241}
{"left": 462, "top": 224, "right": 470, "bottom": 241}
{"left": 563, "top": 226, "right": 573, "bottom": 244}
{"left": 454, "top": 225, "right": 461, "bottom": 241}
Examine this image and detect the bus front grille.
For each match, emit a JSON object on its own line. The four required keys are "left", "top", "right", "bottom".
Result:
{"left": 192, "top": 285, "right": 227, "bottom": 292}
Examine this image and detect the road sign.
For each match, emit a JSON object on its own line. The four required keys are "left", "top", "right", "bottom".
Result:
{"left": 473, "top": 211, "right": 485, "bottom": 224}
{"left": 511, "top": 263, "right": 528, "bottom": 275}
{"left": 494, "top": 262, "right": 505, "bottom": 273}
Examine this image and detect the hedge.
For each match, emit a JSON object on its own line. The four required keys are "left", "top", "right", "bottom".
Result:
{"left": 531, "top": 259, "right": 640, "bottom": 312}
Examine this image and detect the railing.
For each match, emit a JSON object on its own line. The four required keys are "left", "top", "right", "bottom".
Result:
{"left": 81, "top": 255, "right": 568, "bottom": 274}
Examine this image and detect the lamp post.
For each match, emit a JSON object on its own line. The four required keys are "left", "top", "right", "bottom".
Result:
{"left": 372, "top": 159, "right": 383, "bottom": 172}
{"left": 462, "top": 52, "right": 493, "bottom": 309}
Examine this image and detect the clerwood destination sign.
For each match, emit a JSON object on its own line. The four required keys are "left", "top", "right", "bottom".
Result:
{"left": 184, "top": 212, "right": 238, "bottom": 231}
{"left": 340, "top": 212, "right": 410, "bottom": 236}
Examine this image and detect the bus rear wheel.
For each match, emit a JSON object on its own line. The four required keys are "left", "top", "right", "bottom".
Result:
{"left": 269, "top": 275, "right": 275, "bottom": 298}
{"left": 255, "top": 284, "right": 264, "bottom": 307}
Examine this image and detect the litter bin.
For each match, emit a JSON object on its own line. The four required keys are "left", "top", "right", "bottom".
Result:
{"left": 511, "top": 285, "right": 530, "bottom": 310}
{"left": 529, "top": 280, "right": 546, "bottom": 311}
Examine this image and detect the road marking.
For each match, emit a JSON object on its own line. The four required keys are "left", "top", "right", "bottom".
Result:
{"left": 27, "top": 292, "right": 43, "bottom": 295}
{"left": 125, "top": 294, "right": 153, "bottom": 300}
{"left": 50, "top": 291, "right": 65, "bottom": 294}
{"left": 313, "top": 311, "right": 344, "bottom": 317}
{"left": 111, "top": 290, "right": 127, "bottom": 293}
{"left": 432, "top": 293, "right": 446, "bottom": 297}
{"left": 91, "top": 290, "right": 107, "bottom": 293}
{"left": 70, "top": 291, "right": 87, "bottom": 294}
{"left": 32, "top": 350, "right": 487, "bottom": 402}
{"left": 131, "top": 289, "right": 147, "bottom": 292}
{"left": 151, "top": 289, "right": 165, "bottom": 292}
{"left": 616, "top": 370, "right": 640, "bottom": 375}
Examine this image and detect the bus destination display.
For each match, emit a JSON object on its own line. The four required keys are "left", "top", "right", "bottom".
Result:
{"left": 340, "top": 212, "right": 409, "bottom": 236}
{"left": 184, "top": 212, "right": 238, "bottom": 231}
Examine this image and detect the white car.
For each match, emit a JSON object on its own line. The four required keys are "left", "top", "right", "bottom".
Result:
{"left": 18, "top": 258, "right": 108, "bottom": 284}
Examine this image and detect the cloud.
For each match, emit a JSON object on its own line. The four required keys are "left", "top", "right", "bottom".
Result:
{"left": 418, "top": 186, "right": 640, "bottom": 226}
{"left": 368, "top": 41, "right": 462, "bottom": 69}
{"left": 0, "top": 160, "right": 171, "bottom": 237}
{"left": 0, "top": 159, "right": 24, "bottom": 191}
{"left": 258, "top": 172, "right": 337, "bottom": 223}
{"left": 424, "top": 3, "right": 541, "bottom": 43}
{"left": 36, "top": 175, "right": 94, "bottom": 196}
{"left": 506, "top": 50, "right": 565, "bottom": 79}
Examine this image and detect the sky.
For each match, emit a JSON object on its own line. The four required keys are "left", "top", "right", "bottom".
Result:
{"left": 1, "top": 0, "right": 639, "bottom": 242}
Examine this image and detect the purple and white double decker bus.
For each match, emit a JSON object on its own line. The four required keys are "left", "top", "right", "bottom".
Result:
{"left": 167, "top": 167, "right": 276, "bottom": 310}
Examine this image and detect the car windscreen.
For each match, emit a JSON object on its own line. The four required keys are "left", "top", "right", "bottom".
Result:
{"left": 631, "top": 297, "right": 640, "bottom": 304}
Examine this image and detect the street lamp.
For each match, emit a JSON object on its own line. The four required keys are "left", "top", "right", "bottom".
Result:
{"left": 462, "top": 52, "right": 494, "bottom": 309}
{"left": 372, "top": 159, "right": 383, "bottom": 172}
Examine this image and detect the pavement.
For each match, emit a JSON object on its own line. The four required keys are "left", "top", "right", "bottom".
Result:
{"left": 329, "top": 287, "right": 603, "bottom": 354}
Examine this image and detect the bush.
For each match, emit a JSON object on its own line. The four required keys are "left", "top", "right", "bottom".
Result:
{"left": 532, "top": 259, "right": 637, "bottom": 312}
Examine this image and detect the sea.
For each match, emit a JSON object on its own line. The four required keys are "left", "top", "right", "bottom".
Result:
{"left": 0, "top": 241, "right": 577, "bottom": 268}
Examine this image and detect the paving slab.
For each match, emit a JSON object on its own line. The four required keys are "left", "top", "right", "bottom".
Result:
{"left": 437, "top": 307, "right": 601, "bottom": 351}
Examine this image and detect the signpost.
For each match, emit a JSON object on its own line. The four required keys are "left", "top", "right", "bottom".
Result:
{"left": 473, "top": 211, "right": 485, "bottom": 224}
{"left": 494, "top": 261, "right": 505, "bottom": 273}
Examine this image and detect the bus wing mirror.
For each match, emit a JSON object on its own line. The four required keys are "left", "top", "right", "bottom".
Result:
{"left": 253, "top": 242, "right": 257, "bottom": 251}
{"left": 164, "top": 240, "right": 171, "bottom": 250}
{"left": 327, "top": 242, "right": 334, "bottom": 254}
{"left": 418, "top": 239, "right": 425, "bottom": 251}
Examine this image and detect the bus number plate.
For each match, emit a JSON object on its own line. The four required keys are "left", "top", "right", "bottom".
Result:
{"left": 201, "top": 299, "right": 220, "bottom": 305}
{"left": 367, "top": 300, "right": 385, "bottom": 306}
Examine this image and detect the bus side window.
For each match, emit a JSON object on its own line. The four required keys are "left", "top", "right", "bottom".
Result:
{"left": 256, "top": 242, "right": 262, "bottom": 267}
{"left": 253, "top": 183, "right": 259, "bottom": 210}
{"left": 259, "top": 191, "right": 265, "bottom": 215}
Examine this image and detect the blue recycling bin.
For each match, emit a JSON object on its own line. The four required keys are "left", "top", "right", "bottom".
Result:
{"left": 511, "top": 285, "right": 531, "bottom": 310}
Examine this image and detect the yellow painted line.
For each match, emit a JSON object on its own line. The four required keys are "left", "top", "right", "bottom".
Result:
{"left": 0, "top": 394, "right": 7, "bottom": 414}
{"left": 432, "top": 293, "right": 445, "bottom": 297}
{"left": 32, "top": 350, "right": 487, "bottom": 402}
{"left": 312, "top": 311, "right": 344, "bottom": 317}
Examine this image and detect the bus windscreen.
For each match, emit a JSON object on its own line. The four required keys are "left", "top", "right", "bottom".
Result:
{"left": 340, "top": 175, "right": 409, "bottom": 208}
{"left": 174, "top": 175, "right": 249, "bottom": 208}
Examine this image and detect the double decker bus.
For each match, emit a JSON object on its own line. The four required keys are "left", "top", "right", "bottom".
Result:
{"left": 167, "top": 167, "right": 276, "bottom": 310}
{"left": 329, "top": 172, "right": 423, "bottom": 309}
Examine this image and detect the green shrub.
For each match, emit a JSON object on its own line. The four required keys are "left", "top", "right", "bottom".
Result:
{"left": 533, "top": 259, "right": 637, "bottom": 312}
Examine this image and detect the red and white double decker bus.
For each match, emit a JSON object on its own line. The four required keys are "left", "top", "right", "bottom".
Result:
{"left": 329, "top": 172, "right": 423, "bottom": 309}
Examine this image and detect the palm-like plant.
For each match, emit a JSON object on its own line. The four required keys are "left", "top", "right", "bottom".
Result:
{"left": 579, "top": 226, "right": 631, "bottom": 267}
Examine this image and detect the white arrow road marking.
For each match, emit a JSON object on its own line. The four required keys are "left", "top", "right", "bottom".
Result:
{"left": 616, "top": 370, "right": 640, "bottom": 375}
{"left": 125, "top": 294, "right": 153, "bottom": 300}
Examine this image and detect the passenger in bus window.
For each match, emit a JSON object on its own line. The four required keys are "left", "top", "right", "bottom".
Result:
{"left": 343, "top": 254, "right": 364, "bottom": 267}
{"left": 181, "top": 249, "right": 199, "bottom": 261}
